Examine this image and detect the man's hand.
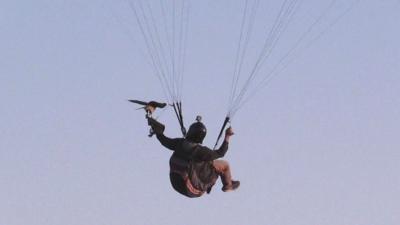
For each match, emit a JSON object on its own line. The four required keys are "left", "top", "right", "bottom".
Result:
{"left": 147, "top": 117, "right": 165, "bottom": 135}
{"left": 225, "top": 127, "right": 234, "bottom": 136}
{"left": 224, "top": 127, "right": 234, "bottom": 142}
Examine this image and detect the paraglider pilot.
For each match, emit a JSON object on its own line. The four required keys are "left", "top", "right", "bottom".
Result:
{"left": 147, "top": 116, "right": 240, "bottom": 198}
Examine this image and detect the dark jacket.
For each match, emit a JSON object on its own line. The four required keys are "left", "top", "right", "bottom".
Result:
{"left": 156, "top": 133, "right": 229, "bottom": 197}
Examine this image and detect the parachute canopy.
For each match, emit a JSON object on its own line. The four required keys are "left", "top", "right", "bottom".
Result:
{"left": 116, "top": 0, "right": 360, "bottom": 142}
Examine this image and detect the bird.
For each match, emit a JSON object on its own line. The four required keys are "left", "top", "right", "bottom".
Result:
{"left": 128, "top": 100, "right": 167, "bottom": 117}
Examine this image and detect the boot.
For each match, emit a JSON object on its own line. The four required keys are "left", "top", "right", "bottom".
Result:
{"left": 222, "top": 180, "right": 240, "bottom": 192}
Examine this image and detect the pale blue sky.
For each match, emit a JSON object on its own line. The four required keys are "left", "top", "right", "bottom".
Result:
{"left": 1, "top": 1, "right": 399, "bottom": 225}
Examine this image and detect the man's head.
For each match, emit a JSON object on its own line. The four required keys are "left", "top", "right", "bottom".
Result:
{"left": 186, "top": 116, "right": 207, "bottom": 144}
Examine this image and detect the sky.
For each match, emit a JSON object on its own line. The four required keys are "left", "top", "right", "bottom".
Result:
{"left": 1, "top": 0, "right": 399, "bottom": 225}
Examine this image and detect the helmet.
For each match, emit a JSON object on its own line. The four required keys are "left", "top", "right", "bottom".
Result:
{"left": 186, "top": 116, "right": 207, "bottom": 144}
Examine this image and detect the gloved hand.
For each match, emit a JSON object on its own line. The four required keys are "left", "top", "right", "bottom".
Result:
{"left": 147, "top": 117, "right": 165, "bottom": 135}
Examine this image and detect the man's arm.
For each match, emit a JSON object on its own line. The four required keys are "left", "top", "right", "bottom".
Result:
{"left": 155, "top": 133, "right": 181, "bottom": 151}
{"left": 148, "top": 117, "right": 180, "bottom": 151}
{"left": 192, "top": 127, "right": 234, "bottom": 161}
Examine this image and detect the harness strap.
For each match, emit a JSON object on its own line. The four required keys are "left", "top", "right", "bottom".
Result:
{"left": 213, "top": 116, "right": 230, "bottom": 149}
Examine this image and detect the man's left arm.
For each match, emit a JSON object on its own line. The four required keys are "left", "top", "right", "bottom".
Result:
{"left": 148, "top": 117, "right": 180, "bottom": 151}
{"left": 155, "top": 133, "right": 181, "bottom": 151}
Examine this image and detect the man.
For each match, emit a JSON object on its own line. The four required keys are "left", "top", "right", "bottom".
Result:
{"left": 148, "top": 116, "right": 240, "bottom": 198}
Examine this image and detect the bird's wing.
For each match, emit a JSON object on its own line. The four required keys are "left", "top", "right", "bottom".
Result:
{"left": 128, "top": 100, "right": 148, "bottom": 106}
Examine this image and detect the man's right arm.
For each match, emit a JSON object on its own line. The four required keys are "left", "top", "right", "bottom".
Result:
{"left": 192, "top": 141, "right": 229, "bottom": 161}
{"left": 192, "top": 127, "right": 234, "bottom": 161}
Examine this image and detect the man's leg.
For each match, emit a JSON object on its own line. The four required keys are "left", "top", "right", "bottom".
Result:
{"left": 213, "top": 160, "right": 240, "bottom": 192}
{"left": 213, "top": 160, "right": 232, "bottom": 186}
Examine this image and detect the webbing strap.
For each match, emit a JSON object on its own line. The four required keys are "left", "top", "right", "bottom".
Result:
{"left": 213, "top": 117, "right": 230, "bottom": 150}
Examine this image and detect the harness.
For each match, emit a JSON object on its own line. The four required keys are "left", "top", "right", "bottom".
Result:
{"left": 169, "top": 150, "right": 204, "bottom": 197}
{"left": 169, "top": 141, "right": 217, "bottom": 197}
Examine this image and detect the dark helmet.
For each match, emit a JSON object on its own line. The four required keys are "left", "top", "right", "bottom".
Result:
{"left": 186, "top": 116, "right": 207, "bottom": 144}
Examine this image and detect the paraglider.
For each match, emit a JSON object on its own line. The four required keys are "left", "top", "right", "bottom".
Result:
{"left": 148, "top": 115, "right": 240, "bottom": 198}
{"left": 119, "top": 0, "right": 360, "bottom": 197}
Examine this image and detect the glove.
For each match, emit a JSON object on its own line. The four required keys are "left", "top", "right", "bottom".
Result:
{"left": 147, "top": 117, "right": 165, "bottom": 135}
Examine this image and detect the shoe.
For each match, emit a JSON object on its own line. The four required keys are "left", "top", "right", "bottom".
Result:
{"left": 222, "top": 180, "right": 240, "bottom": 192}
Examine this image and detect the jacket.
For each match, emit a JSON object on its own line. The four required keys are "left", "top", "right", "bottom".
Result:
{"left": 156, "top": 133, "right": 229, "bottom": 197}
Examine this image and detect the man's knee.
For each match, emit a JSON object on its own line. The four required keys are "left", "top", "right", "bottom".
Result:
{"left": 213, "top": 160, "right": 230, "bottom": 171}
